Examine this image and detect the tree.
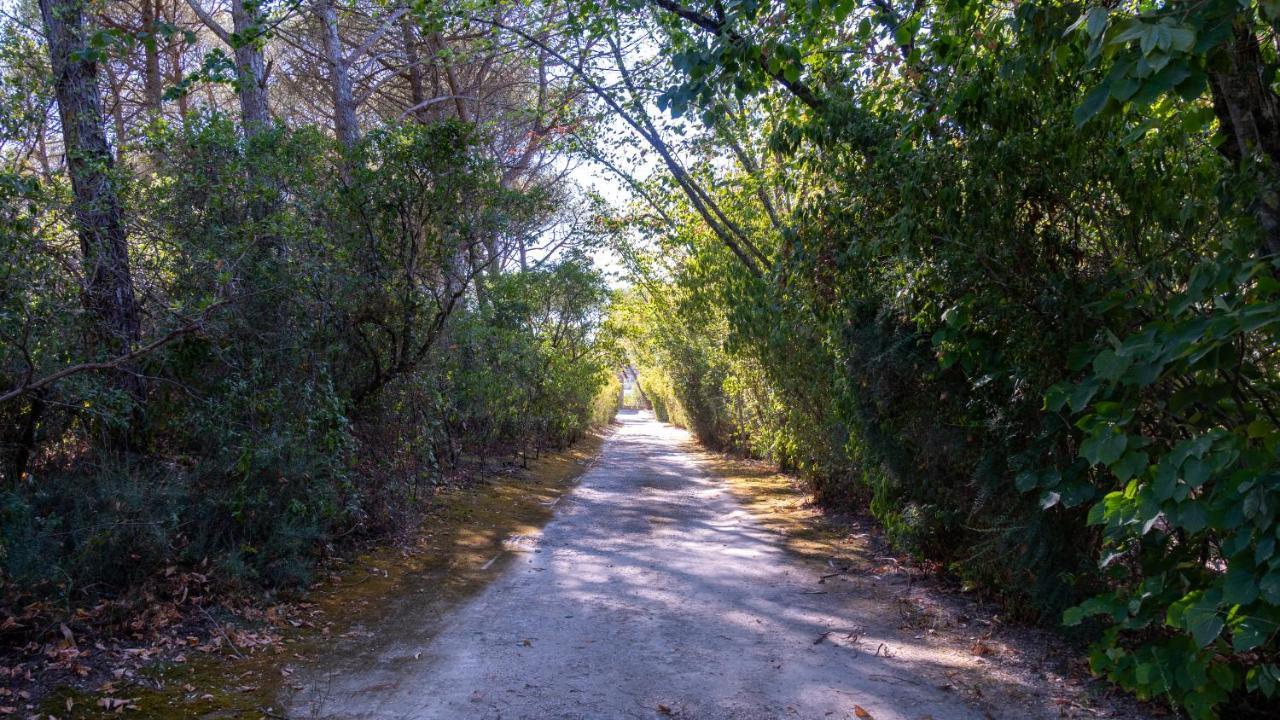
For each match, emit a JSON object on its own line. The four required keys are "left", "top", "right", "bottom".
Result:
{"left": 313, "top": 0, "right": 359, "bottom": 147}
{"left": 186, "top": 0, "right": 271, "bottom": 133}
{"left": 37, "top": 0, "right": 144, "bottom": 430}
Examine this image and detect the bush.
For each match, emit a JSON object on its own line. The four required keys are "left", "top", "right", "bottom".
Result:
{"left": 616, "top": 1, "right": 1280, "bottom": 714}
{"left": 0, "top": 115, "right": 615, "bottom": 604}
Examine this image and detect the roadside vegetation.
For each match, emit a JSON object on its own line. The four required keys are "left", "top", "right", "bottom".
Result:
{"left": 2, "top": 0, "right": 1279, "bottom": 717}
{"left": 597, "top": 1, "right": 1280, "bottom": 717}
{"left": 0, "top": 0, "right": 619, "bottom": 697}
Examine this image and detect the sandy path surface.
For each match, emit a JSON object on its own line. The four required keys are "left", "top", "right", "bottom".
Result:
{"left": 287, "top": 411, "right": 1094, "bottom": 720}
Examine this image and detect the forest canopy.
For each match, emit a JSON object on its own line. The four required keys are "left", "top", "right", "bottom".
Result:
{"left": 1, "top": 0, "right": 1279, "bottom": 717}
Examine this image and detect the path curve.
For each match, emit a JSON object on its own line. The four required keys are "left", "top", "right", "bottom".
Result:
{"left": 290, "top": 411, "right": 1053, "bottom": 720}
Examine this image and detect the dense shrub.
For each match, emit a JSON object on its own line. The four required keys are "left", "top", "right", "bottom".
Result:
{"left": 612, "top": 0, "right": 1280, "bottom": 715}
{"left": 0, "top": 116, "right": 616, "bottom": 601}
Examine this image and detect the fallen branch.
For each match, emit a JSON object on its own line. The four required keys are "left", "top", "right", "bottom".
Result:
{"left": 198, "top": 604, "right": 246, "bottom": 661}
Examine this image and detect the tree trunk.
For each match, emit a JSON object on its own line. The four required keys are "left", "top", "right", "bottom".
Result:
{"left": 432, "top": 32, "right": 469, "bottom": 122}
{"left": 230, "top": 0, "right": 270, "bottom": 134}
{"left": 401, "top": 14, "right": 428, "bottom": 123}
{"left": 142, "top": 0, "right": 163, "bottom": 117}
{"left": 164, "top": 0, "right": 190, "bottom": 121}
{"left": 1209, "top": 19, "right": 1280, "bottom": 260}
{"left": 315, "top": 0, "right": 358, "bottom": 147}
{"left": 3, "top": 392, "right": 44, "bottom": 485}
{"left": 103, "top": 62, "right": 126, "bottom": 145}
{"left": 38, "top": 0, "right": 145, "bottom": 426}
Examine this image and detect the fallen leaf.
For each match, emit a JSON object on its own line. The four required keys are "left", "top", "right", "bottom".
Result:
{"left": 657, "top": 704, "right": 672, "bottom": 715}
{"left": 853, "top": 706, "right": 874, "bottom": 719}
{"left": 96, "top": 697, "right": 139, "bottom": 712}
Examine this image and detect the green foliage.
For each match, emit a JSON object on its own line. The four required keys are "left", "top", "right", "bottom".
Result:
{"left": 604, "top": 0, "right": 1280, "bottom": 716}
{"left": 1053, "top": 251, "right": 1280, "bottom": 714}
{"left": 1, "top": 113, "right": 615, "bottom": 601}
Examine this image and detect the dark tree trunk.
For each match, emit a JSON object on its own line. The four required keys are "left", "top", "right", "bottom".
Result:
{"left": 39, "top": 0, "right": 145, "bottom": 430}
{"left": 230, "top": 0, "right": 270, "bottom": 134}
{"left": 164, "top": 0, "right": 190, "bottom": 121}
{"left": 3, "top": 392, "right": 44, "bottom": 485}
{"left": 401, "top": 15, "right": 428, "bottom": 123}
{"left": 142, "top": 0, "right": 163, "bottom": 116}
{"left": 1209, "top": 20, "right": 1280, "bottom": 260}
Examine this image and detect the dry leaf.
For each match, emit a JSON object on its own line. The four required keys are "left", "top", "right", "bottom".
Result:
{"left": 853, "top": 705, "right": 874, "bottom": 719}
{"left": 657, "top": 704, "right": 672, "bottom": 715}
{"left": 59, "top": 623, "right": 75, "bottom": 648}
{"left": 96, "top": 697, "right": 139, "bottom": 712}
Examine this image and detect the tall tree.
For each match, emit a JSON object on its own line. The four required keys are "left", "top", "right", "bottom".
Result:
{"left": 185, "top": 0, "right": 270, "bottom": 134}
{"left": 1208, "top": 21, "right": 1280, "bottom": 259}
{"left": 400, "top": 13, "right": 427, "bottom": 122}
{"left": 37, "top": 0, "right": 144, "bottom": 423}
{"left": 141, "top": 0, "right": 164, "bottom": 116}
{"left": 314, "top": 0, "right": 357, "bottom": 147}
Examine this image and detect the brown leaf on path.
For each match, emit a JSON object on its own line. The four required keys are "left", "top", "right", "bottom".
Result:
{"left": 657, "top": 703, "right": 672, "bottom": 715}
{"left": 96, "top": 696, "right": 139, "bottom": 711}
{"left": 853, "top": 705, "right": 874, "bottom": 719}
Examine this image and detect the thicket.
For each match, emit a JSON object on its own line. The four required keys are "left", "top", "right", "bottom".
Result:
{"left": 1, "top": 116, "right": 616, "bottom": 597}
{"left": 597, "top": 0, "right": 1280, "bottom": 716}
{"left": 0, "top": 0, "right": 619, "bottom": 604}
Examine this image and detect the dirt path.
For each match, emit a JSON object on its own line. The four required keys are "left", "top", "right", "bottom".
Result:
{"left": 286, "top": 411, "right": 1126, "bottom": 720}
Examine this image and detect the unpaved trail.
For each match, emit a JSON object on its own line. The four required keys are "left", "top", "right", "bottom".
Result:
{"left": 287, "top": 411, "right": 1112, "bottom": 720}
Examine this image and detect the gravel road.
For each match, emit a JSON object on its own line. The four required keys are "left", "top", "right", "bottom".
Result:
{"left": 288, "top": 411, "right": 1093, "bottom": 720}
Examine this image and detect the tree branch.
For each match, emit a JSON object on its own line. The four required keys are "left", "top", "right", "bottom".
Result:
{"left": 345, "top": 6, "right": 408, "bottom": 64}
{"left": 477, "top": 17, "right": 761, "bottom": 277}
{"left": 183, "top": 0, "right": 231, "bottom": 44}
{"left": 646, "top": 0, "right": 824, "bottom": 110}
{"left": 0, "top": 302, "right": 231, "bottom": 405}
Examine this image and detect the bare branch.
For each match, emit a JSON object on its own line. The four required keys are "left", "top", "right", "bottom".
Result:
{"left": 345, "top": 6, "right": 408, "bottom": 65}
{"left": 0, "top": 302, "right": 231, "bottom": 405}
{"left": 183, "top": 0, "right": 231, "bottom": 44}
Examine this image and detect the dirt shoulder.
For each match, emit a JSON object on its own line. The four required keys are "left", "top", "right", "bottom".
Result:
{"left": 3, "top": 428, "right": 612, "bottom": 720}
{"left": 698, "top": 450, "right": 1162, "bottom": 720}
